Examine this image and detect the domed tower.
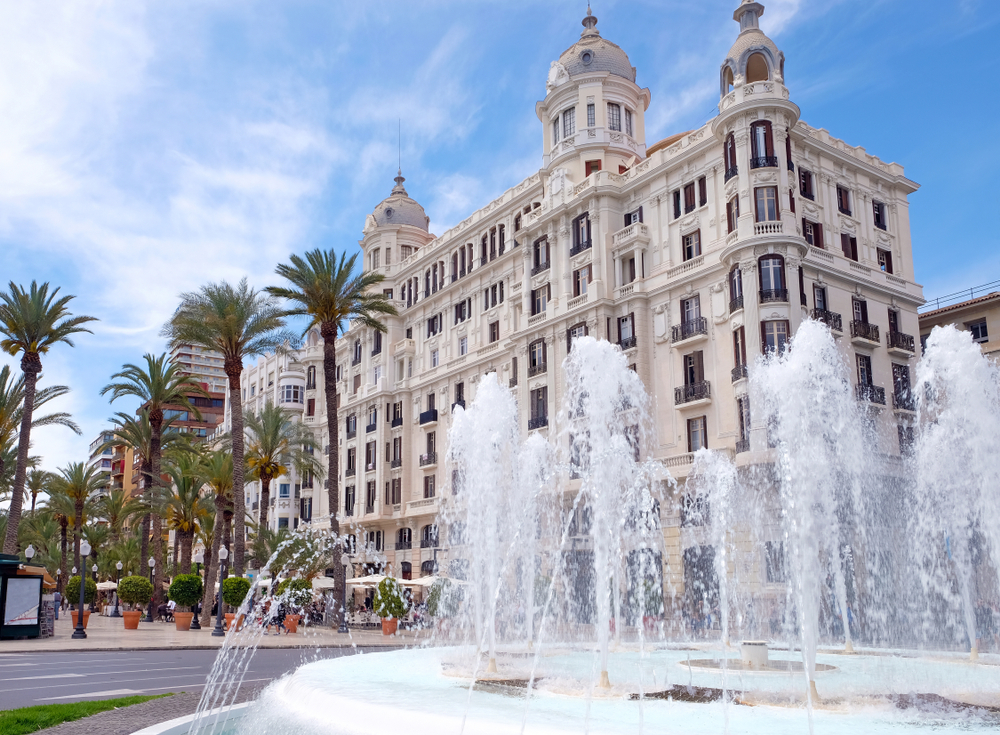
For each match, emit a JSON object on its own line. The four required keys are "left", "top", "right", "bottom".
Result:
{"left": 535, "top": 7, "right": 651, "bottom": 182}
{"left": 361, "top": 170, "right": 435, "bottom": 299}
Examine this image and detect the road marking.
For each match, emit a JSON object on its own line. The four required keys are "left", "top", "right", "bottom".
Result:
{"left": 36, "top": 689, "right": 143, "bottom": 701}
{"left": 0, "top": 673, "right": 86, "bottom": 681}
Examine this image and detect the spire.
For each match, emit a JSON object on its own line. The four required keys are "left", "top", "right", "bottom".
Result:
{"left": 392, "top": 169, "right": 407, "bottom": 196}
{"left": 734, "top": 0, "right": 765, "bottom": 33}
{"left": 581, "top": 4, "right": 599, "bottom": 37}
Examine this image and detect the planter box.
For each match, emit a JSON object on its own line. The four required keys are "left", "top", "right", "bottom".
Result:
{"left": 283, "top": 614, "right": 301, "bottom": 634}
{"left": 174, "top": 611, "right": 194, "bottom": 631}
{"left": 123, "top": 610, "right": 143, "bottom": 630}
{"left": 381, "top": 618, "right": 398, "bottom": 636}
{"left": 70, "top": 610, "right": 91, "bottom": 629}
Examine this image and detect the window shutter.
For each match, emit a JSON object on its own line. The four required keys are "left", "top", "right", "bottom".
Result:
{"left": 841, "top": 233, "right": 851, "bottom": 258}
{"left": 638, "top": 206, "right": 644, "bottom": 223}
{"left": 698, "top": 178, "right": 707, "bottom": 207}
{"left": 624, "top": 212, "right": 630, "bottom": 227}
{"left": 566, "top": 328, "right": 572, "bottom": 354}
{"left": 798, "top": 266, "right": 806, "bottom": 306}
{"left": 760, "top": 321, "right": 768, "bottom": 353}
{"left": 694, "top": 350, "right": 704, "bottom": 383}
{"left": 764, "top": 121, "right": 774, "bottom": 157}
{"left": 815, "top": 223, "right": 823, "bottom": 248}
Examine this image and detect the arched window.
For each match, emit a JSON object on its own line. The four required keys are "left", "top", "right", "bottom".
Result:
{"left": 746, "top": 52, "right": 769, "bottom": 83}
{"left": 400, "top": 561, "right": 412, "bottom": 580}
{"left": 722, "top": 66, "right": 734, "bottom": 94}
{"left": 724, "top": 133, "right": 738, "bottom": 181}
{"left": 750, "top": 120, "right": 775, "bottom": 168}
{"left": 421, "top": 524, "right": 438, "bottom": 547}
{"left": 729, "top": 267, "right": 743, "bottom": 311}
{"left": 758, "top": 255, "right": 787, "bottom": 302}
{"left": 452, "top": 253, "right": 458, "bottom": 279}
{"left": 397, "top": 527, "right": 411, "bottom": 548}
{"left": 306, "top": 366, "right": 316, "bottom": 389}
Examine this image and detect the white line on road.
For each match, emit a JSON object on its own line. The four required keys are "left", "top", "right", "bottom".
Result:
{"left": 0, "top": 673, "right": 86, "bottom": 681}
{"left": 36, "top": 689, "right": 143, "bottom": 701}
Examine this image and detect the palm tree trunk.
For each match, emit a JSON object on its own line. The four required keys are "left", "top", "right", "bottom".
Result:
{"left": 321, "top": 322, "right": 344, "bottom": 629}
{"left": 259, "top": 475, "right": 271, "bottom": 529}
{"left": 2, "top": 355, "right": 40, "bottom": 554}
{"left": 73, "top": 498, "right": 83, "bottom": 572}
{"left": 59, "top": 521, "right": 68, "bottom": 595}
{"left": 225, "top": 360, "right": 246, "bottom": 576}
{"left": 149, "top": 411, "right": 164, "bottom": 609}
{"left": 140, "top": 513, "right": 150, "bottom": 566}
{"left": 180, "top": 531, "right": 192, "bottom": 575}
{"left": 30, "top": 491, "right": 38, "bottom": 515}
{"left": 139, "top": 459, "right": 152, "bottom": 564}
{"left": 172, "top": 532, "right": 180, "bottom": 577}
{"left": 199, "top": 502, "right": 223, "bottom": 628}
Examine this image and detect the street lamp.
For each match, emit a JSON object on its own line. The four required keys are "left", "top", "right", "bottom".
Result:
{"left": 145, "top": 557, "right": 156, "bottom": 623}
{"left": 72, "top": 540, "right": 92, "bottom": 640}
{"left": 212, "top": 546, "right": 229, "bottom": 637}
{"left": 24, "top": 544, "right": 35, "bottom": 563}
{"left": 191, "top": 550, "right": 204, "bottom": 630}
{"left": 90, "top": 564, "right": 99, "bottom": 613}
{"left": 112, "top": 561, "right": 123, "bottom": 618}
{"left": 338, "top": 552, "right": 351, "bottom": 634}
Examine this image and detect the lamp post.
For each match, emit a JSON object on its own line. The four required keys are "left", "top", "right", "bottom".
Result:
{"left": 72, "top": 540, "right": 92, "bottom": 639}
{"left": 338, "top": 552, "right": 351, "bottom": 634}
{"left": 24, "top": 544, "right": 35, "bottom": 563}
{"left": 212, "top": 546, "right": 229, "bottom": 637}
{"left": 112, "top": 561, "right": 123, "bottom": 617}
{"left": 90, "top": 563, "right": 99, "bottom": 613}
{"left": 191, "top": 550, "right": 204, "bottom": 630}
{"left": 145, "top": 557, "right": 156, "bottom": 623}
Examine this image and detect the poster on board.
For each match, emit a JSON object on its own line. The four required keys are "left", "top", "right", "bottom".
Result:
{"left": 4, "top": 577, "right": 42, "bottom": 626}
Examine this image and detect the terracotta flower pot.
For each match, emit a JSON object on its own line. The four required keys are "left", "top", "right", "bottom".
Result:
{"left": 381, "top": 617, "right": 398, "bottom": 636}
{"left": 224, "top": 613, "right": 234, "bottom": 631}
{"left": 283, "top": 614, "right": 301, "bottom": 634}
{"left": 70, "top": 610, "right": 91, "bottom": 629}
{"left": 174, "top": 611, "right": 194, "bottom": 631}
{"left": 123, "top": 610, "right": 143, "bottom": 630}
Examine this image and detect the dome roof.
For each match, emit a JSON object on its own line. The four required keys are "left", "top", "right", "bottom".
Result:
{"left": 726, "top": 28, "right": 779, "bottom": 64}
{"left": 556, "top": 9, "right": 636, "bottom": 83}
{"left": 371, "top": 171, "right": 429, "bottom": 231}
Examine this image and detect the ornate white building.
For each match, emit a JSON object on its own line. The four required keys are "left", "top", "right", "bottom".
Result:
{"left": 234, "top": 2, "right": 923, "bottom": 598}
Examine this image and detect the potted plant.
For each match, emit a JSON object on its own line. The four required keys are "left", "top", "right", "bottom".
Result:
{"left": 222, "top": 576, "right": 252, "bottom": 631}
{"left": 65, "top": 576, "right": 97, "bottom": 629}
{"left": 642, "top": 578, "right": 664, "bottom": 631}
{"left": 117, "top": 576, "right": 154, "bottom": 629}
{"left": 374, "top": 577, "right": 409, "bottom": 636}
{"left": 275, "top": 578, "right": 312, "bottom": 633}
{"left": 168, "top": 574, "right": 204, "bottom": 631}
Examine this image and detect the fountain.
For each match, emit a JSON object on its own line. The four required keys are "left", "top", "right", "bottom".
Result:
{"left": 173, "top": 325, "right": 1000, "bottom": 735}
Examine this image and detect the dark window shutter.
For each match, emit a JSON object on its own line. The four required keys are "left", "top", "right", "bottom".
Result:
{"left": 698, "top": 177, "right": 707, "bottom": 207}
{"left": 625, "top": 212, "right": 630, "bottom": 228}
{"left": 638, "top": 206, "right": 644, "bottom": 223}
{"left": 841, "top": 233, "right": 851, "bottom": 258}
{"left": 815, "top": 223, "right": 823, "bottom": 248}
{"left": 566, "top": 328, "right": 572, "bottom": 353}
{"left": 694, "top": 351, "right": 704, "bottom": 382}
{"left": 798, "top": 267, "right": 806, "bottom": 306}
{"left": 764, "top": 121, "right": 774, "bottom": 157}
{"left": 760, "top": 321, "right": 768, "bottom": 353}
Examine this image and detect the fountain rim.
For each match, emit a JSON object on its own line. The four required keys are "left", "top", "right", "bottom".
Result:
{"left": 134, "top": 701, "right": 251, "bottom": 735}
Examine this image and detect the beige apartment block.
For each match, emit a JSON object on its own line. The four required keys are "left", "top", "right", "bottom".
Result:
{"left": 919, "top": 287, "right": 1000, "bottom": 361}
{"left": 229, "top": 2, "right": 925, "bottom": 597}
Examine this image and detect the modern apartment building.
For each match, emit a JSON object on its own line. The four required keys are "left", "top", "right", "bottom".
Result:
{"left": 87, "top": 431, "right": 116, "bottom": 499}
{"left": 169, "top": 343, "right": 228, "bottom": 395}
{"left": 919, "top": 283, "right": 1000, "bottom": 361}
{"left": 233, "top": 2, "right": 924, "bottom": 598}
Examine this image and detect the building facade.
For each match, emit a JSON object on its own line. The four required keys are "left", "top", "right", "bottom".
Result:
{"left": 919, "top": 287, "right": 1000, "bottom": 361}
{"left": 170, "top": 343, "right": 229, "bottom": 396}
{"left": 232, "top": 3, "right": 924, "bottom": 596}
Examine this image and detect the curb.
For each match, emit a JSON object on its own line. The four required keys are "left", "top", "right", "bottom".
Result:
{"left": 0, "top": 642, "right": 411, "bottom": 654}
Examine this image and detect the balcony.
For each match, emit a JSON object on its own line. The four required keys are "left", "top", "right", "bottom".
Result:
{"left": 724, "top": 166, "right": 738, "bottom": 182}
{"left": 419, "top": 409, "right": 438, "bottom": 425}
{"left": 528, "top": 362, "right": 547, "bottom": 377}
{"left": 750, "top": 156, "right": 779, "bottom": 169}
{"left": 528, "top": 416, "right": 548, "bottom": 430}
{"left": 451, "top": 399, "right": 465, "bottom": 411}
{"left": 856, "top": 383, "right": 886, "bottom": 406}
{"left": 887, "top": 330, "right": 915, "bottom": 355}
{"left": 850, "top": 321, "right": 880, "bottom": 345}
{"left": 618, "top": 336, "right": 638, "bottom": 351}
{"left": 390, "top": 457, "right": 402, "bottom": 469}
{"left": 480, "top": 256, "right": 487, "bottom": 267}
{"left": 395, "top": 541, "right": 412, "bottom": 551}
{"left": 371, "top": 344, "right": 382, "bottom": 357}
{"left": 754, "top": 221, "right": 784, "bottom": 236}
{"left": 729, "top": 295, "right": 744, "bottom": 313}
{"left": 509, "top": 376, "right": 518, "bottom": 389}
{"left": 391, "top": 416, "right": 403, "bottom": 428}
{"left": 759, "top": 288, "right": 788, "bottom": 304}
{"left": 811, "top": 308, "right": 843, "bottom": 333}
{"left": 675, "top": 381, "right": 711, "bottom": 405}
{"left": 531, "top": 261, "right": 551, "bottom": 277}
{"left": 787, "top": 159, "right": 795, "bottom": 172}
{"left": 344, "top": 505, "right": 354, "bottom": 517}
{"left": 839, "top": 205, "right": 852, "bottom": 216}
{"left": 612, "top": 222, "right": 651, "bottom": 249}
{"left": 671, "top": 317, "right": 708, "bottom": 344}
{"left": 731, "top": 364, "right": 748, "bottom": 382}
{"left": 420, "top": 538, "right": 439, "bottom": 549}
{"left": 365, "top": 463, "right": 376, "bottom": 473}
{"left": 366, "top": 423, "right": 376, "bottom": 434}
{"left": 892, "top": 390, "right": 916, "bottom": 412}
{"left": 365, "top": 504, "right": 375, "bottom": 515}
{"left": 569, "top": 239, "right": 592, "bottom": 257}
{"left": 735, "top": 437, "right": 750, "bottom": 454}
{"left": 801, "top": 190, "right": 815, "bottom": 201}
{"left": 351, "top": 355, "right": 362, "bottom": 367}
{"left": 419, "top": 452, "right": 437, "bottom": 467}
{"left": 345, "top": 467, "right": 356, "bottom": 477}
{"left": 346, "top": 429, "right": 356, "bottom": 440}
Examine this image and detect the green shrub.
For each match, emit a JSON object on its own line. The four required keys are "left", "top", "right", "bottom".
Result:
{"left": 168, "top": 574, "right": 203, "bottom": 610}
{"left": 275, "top": 578, "right": 312, "bottom": 610}
{"left": 64, "top": 576, "right": 96, "bottom": 605}
{"left": 427, "top": 578, "right": 462, "bottom": 618}
{"left": 222, "top": 576, "right": 252, "bottom": 608}
{"left": 117, "top": 576, "right": 153, "bottom": 608}
{"left": 374, "top": 577, "right": 409, "bottom": 620}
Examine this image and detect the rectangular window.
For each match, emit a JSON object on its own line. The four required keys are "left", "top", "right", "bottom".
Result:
{"left": 968, "top": 319, "right": 989, "bottom": 343}
{"left": 837, "top": 185, "right": 852, "bottom": 215}
{"left": 353, "top": 374, "right": 361, "bottom": 394}
{"left": 585, "top": 159, "right": 601, "bottom": 176}
{"left": 802, "top": 218, "right": 823, "bottom": 248}
{"left": 873, "top": 201, "right": 888, "bottom": 230}
{"left": 856, "top": 354, "right": 873, "bottom": 387}
{"left": 279, "top": 483, "right": 290, "bottom": 498}
{"left": 344, "top": 485, "right": 355, "bottom": 516}
{"left": 853, "top": 297, "right": 869, "bottom": 323}
{"left": 573, "top": 213, "right": 590, "bottom": 249}
{"left": 682, "top": 294, "right": 701, "bottom": 323}
{"left": 683, "top": 351, "right": 705, "bottom": 386}
{"left": 618, "top": 313, "right": 635, "bottom": 342}
{"left": 682, "top": 230, "right": 701, "bottom": 261}
{"left": 683, "top": 182, "right": 696, "bottom": 213}
{"left": 877, "top": 248, "right": 893, "bottom": 274}
{"left": 371, "top": 249, "right": 380, "bottom": 269}
{"left": 531, "top": 285, "right": 550, "bottom": 315}
{"left": 750, "top": 120, "right": 774, "bottom": 162}
{"left": 761, "top": 320, "right": 789, "bottom": 353}
{"left": 625, "top": 108, "right": 633, "bottom": 136}
{"left": 529, "top": 339, "right": 546, "bottom": 371}
{"left": 533, "top": 236, "right": 549, "bottom": 269}
{"left": 489, "top": 321, "right": 500, "bottom": 343}
{"left": 552, "top": 118, "right": 560, "bottom": 145}
{"left": 625, "top": 207, "right": 643, "bottom": 225}
{"left": 726, "top": 196, "right": 739, "bottom": 233}
{"left": 754, "top": 187, "right": 778, "bottom": 222}
{"left": 813, "top": 285, "right": 827, "bottom": 311}
{"left": 573, "top": 265, "right": 591, "bottom": 297}
{"left": 607, "top": 103, "right": 621, "bottom": 131}
{"left": 673, "top": 190, "right": 681, "bottom": 219}
{"left": 431, "top": 349, "right": 439, "bottom": 367}
{"left": 687, "top": 416, "right": 708, "bottom": 452}
{"left": 799, "top": 169, "right": 814, "bottom": 199}
{"left": 530, "top": 386, "right": 548, "bottom": 421}
{"left": 841, "top": 234, "right": 858, "bottom": 261}
{"left": 563, "top": 107, "right": 575, "bottom": 138}
{"left": 765, "top": 541, "right": 786, "bottom": 583}
{"left": 459, "top": 336, "right": 468, "bottom": 355}
{"left": 567, "top": 322, "right": 588, "bottom": 351}
{"left": 586, "top": 102, "right": 595, "bottom": 127}
{"left": 733, "top": 326, "right": 747, "bottom": 367}
{"left": 423, "top": 474, "right": 436, "bottom": 499}
{"left": 306, "top": 398, "right": 315, "bottom": 417}
{"left": 698, "top": 176, "right": 707, "bottom": 207}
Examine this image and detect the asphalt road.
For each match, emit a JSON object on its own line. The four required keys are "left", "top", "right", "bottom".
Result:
{"left": 0, "top": 647, "right": 378, "bottom": 710}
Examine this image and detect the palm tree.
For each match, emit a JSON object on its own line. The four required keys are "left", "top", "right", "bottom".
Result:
{"left": 163, "top": 453, "right": 208, "bottom": 574}
{"left": 0, "top": 281, "right": 96, "bottom": 554}
{"left": 244, "top": 402, "right": 323, "bottom": 529}
{"left": 49, "top": 463, "right": 105, "bottom": 571}
{"left": 19, "top": 511, "right": 61, "bottom": 575}
{"left": 101, "top": 355, "right": 207, "bottom": 607}
{"left": 267, "top": 249, "right": 396, "bottom": 626}
{"left": 162, "top": 278, "right": 294, "bottom": 576}
{"left": 198, "top": 448, "right": 233, "bottom": 627}
{"left": 81, "top": 524, "right": 110, "bottom": 577}
{"left": 96, "top": 487, "right": 145, "bottom": 544}
{"left": 105, "top": 532, "right": 141, "bottom": 578}
{"left": 26, "top": 469, "right": 54, "bottom": 516}
{"left": 41, "top": 491, "right": 75, "bottom": 593}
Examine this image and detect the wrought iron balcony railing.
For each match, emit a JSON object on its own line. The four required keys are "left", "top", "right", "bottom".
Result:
{"left": 811, "top": 308, "right": 843, "bottom": 332}
{"left": 675, "top": 381, "right": 711, "bottom": 405}
{"left": 672, "top": 317, "right": 707, "bottom": 343}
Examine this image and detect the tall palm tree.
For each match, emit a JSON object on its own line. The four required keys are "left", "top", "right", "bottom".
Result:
{"left": 0, "top": 281, "right": 96, "bottom": 554}
{"left": 162, "top": 278, "right": 294, "bottom": 576}
{"left": 244, "top": 401, "right": 323, "bottom": 529}
{"left": 105, "top": 532, "right": 141, "bottom": 578}
{"left": 49, "top": 463, "right": 105, "bottom": 571}
{"left": 41, "top": 491, "right": 75, "bottom": 593}
{"left": 198, "top": 448, "right": 233, "bottom": 627}
{"left": 96, "top": 487, "right": 145, "bottom": 544}
{"left": 26, "top": 469, "right": 54, "bottom": 516}
{"left": 81, "top": 524, "right": 110, "bottom": 577}
{"left": 267, "top": 249, "right": 396, "bottom": 626}
{"left": 163, "top": 452, "right": 208, "bottom": 574}
{"left": 101, "top": 355, "right": 207, "bottom": 608}
{"left": 19, "top": 511, "right": 61, "bottom": 574}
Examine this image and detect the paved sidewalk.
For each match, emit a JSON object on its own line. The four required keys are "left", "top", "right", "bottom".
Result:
{"left": 0, "top": 613, "right": 427, "bottom": 653}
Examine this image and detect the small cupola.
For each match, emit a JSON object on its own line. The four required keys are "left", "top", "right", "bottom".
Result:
{"left": 720, "top": 0, "right": 785, "bottom": 99}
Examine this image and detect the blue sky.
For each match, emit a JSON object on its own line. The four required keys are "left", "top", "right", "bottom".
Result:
{"left": 1, "top": 0, "right": 997, "bottom": 475}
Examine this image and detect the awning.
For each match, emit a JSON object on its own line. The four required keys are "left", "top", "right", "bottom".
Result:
{"left": 97, "top": 581, "right": 118, "bottom": 591}
{"left": 312, "top": 577, "right": 337, "bottom": 590}
{"left": 346, "top": 574, "right": 386, "bottom": 587}
{"left": 403, "top": 575, "right": 440, "bottom": 588}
